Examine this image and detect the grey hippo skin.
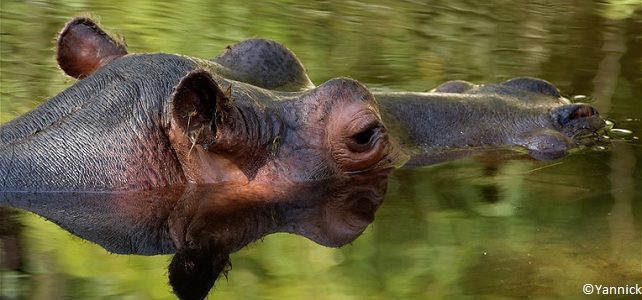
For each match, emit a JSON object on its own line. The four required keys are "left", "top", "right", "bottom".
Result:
{"left": 0, "top": 17, "right": 402, "bottom": 193}
{"left": 374, "top": 79, "right": 605, "bottom": 165}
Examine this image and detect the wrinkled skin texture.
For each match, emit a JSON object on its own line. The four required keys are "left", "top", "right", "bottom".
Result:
{"left": 0, "top": 17, "right": 401, "bottom": 192}
{"left": 374, "top": 78, "right": 605, "bottom": 164}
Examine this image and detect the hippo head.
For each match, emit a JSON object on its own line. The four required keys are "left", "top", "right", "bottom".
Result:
{"left": 167, "top": 70, "right": 404, "bottom": 185}
{"left": 53, "top": 17, "right": 405, "bottom": 187}
{"left": 432, "top": 77, "right": 606, "bottom": 160}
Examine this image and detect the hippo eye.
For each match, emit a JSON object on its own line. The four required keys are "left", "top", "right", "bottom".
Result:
{"left": 353, "top": 126, "right": 376, "bottom": 144}
{"left": 349, "top": 123, "right": 381, "bottom": 152}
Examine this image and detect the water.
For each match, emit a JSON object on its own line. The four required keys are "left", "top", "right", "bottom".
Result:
{"left": 1, "top": 1, "right": 641, "bottom": 299}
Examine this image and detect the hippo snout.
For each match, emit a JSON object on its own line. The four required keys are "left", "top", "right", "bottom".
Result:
{"left": 550, "top": 103, "right": 606, "bottom": 140}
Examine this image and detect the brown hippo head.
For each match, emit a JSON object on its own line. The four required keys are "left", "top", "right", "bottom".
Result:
{"left": 166, "top": 69, "right": 405, "bottom": 186}
{"left": 39, "top": 17, "right": 406, "bottom": 192}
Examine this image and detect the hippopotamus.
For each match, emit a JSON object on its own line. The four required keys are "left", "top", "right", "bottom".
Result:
{"left": 0, "top": 17, "right": 403, "bottom": 192}
{"left": 374, "top": 78, "right": 606, "bottom": 165}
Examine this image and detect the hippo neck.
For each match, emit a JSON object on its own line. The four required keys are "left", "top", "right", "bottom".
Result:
{"left": 0, "top": 54, "right": 197, "bottom": 191}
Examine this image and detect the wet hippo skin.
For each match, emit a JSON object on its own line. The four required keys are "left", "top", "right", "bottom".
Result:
{"left": 1, "top": 17, "right": 607, "bottom": 190}
{"left": 374, "top": 78, "right": 606, "bottom": 164}
{"left": 0, "top": 17, "right": 403, "bottom": 192}
{"left": 0, "top": 17, "right": 402, "bottom": 300}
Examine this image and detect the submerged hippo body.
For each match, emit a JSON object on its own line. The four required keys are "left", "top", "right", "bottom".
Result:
{"left": 375, "top": 78, "right": 605, "bottom": 164}
{"left": 0, "top": 17, "right": 399, "bottom": 192}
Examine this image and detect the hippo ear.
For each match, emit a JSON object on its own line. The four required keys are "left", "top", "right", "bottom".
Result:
{"left": 168, "top": 245, "right": 231, "bottom": 300}
{"left": 56, "top": 17, "right": 128, "bottom": 79}
{"left": 430, "top": 80, "right": 475, "bottom": 93}
{"left": 502, "top": 77, "right": 561, "bottom": 98}
{"left": 170, "top": 70, "right": 233, "bottom": 146}
{"left": 214, "top": 38, "right": 314, "bottom": 91}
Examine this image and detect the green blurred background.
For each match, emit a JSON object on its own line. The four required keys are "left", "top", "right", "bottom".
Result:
{"left": 1, "top": 0, "right": 641, "bottom": 299}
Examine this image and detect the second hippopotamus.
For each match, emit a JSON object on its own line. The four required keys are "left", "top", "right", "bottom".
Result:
{"left": 375, "top": 78, "right": 606, "bottom": 164}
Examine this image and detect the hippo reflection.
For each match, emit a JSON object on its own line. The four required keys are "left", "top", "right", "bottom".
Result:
{"left": 0, "top": 172, "right": 388, "bottom": 299}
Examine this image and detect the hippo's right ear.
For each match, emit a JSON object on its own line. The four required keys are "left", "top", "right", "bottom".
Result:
{"left": 56, "top": 17, "right": 127, "bottom": 79}
{"left": 170, "top": 70, "right": 233, "bottom": 147}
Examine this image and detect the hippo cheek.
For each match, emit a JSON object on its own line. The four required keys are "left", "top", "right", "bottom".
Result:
{"left": 521, "top": 130, "right": 572, "bottom": 160}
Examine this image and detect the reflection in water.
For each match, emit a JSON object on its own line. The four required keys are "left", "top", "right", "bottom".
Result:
{"left": 385, "top": 154, "right": 641, "bottom": 299}
{"left": 591, "top": 13, "right": 641, "bottom": 281}
{"left": 0, "top": 207, "right": 23, "bottom": 272}
{"left": 0, "top": 171, "right": 389, "bottom": 298}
